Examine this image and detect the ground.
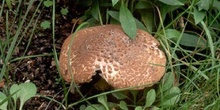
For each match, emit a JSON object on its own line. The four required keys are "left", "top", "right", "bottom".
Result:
{"left": 0, "top": 1, "right": 95, "bottom": 110}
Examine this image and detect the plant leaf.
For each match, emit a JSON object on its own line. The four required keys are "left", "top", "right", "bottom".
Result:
{"left": 162, "top": 72, "right": 174, "bottom": 92}
{"left": 145, "top": 89, "right": 156, "bottom": 107}
{"left": 151, "top": 106, "right": 160, "bottom": 110}
{"left": 43, "top": 0, "right": 53, "bottom": 7}
{"left": 61, "top": 8, "right": 69, "bottom": 16}
{"left": 108, "top": 11, "right": 119, "bottom": 21}
{"left": 135, "top": 18, "right": 147, "bottom": 31}
{"left": 193, "top": 7, "right": 205, "bottom": 24}
{"left": 119, "top": 2, "right": 137, "bottom": 39}
{"left": 85, "top": 104, "right": 105, "bottom": 110}
{"left": 112, "top": 92, "right": 128, "bottom": 100}
{"left": 165, "top": 29, "right": 181, "bottom": 40}
{"left": 90, "top": 0, "right": 100, "bottom": 21}
{"left": 181, "top": 33, "right": 207, "bottom": 47}
{"left": 135, "top": 106, "right": 143, "bottom": 110}
{"left": 166, "top": 29, "right": 207, "bottom": 48}
{"left": 139, "top": 9, "right": 154, "bottom": 32}
{"left": 40, "top": 21, "right": 51, "bottom": 29}
{"left": 159, "top": 0, "right": 184, "bottom": 6}
{"left": 162, "top": 87, "right": 181, "bottom": 106}
{"left": 119, "top": 101, "right": 128, "bottom": 110}
{"left": 97, "top": 95, "right": 109, "bottom": 110}
{"left": 6, "top": 0, "right": 13, "bottom": 9}
{"left": 0, "top": 92, "right": 8, "bottom": 110}
{"left": 213, "top": 0, "right": 220, "bottom": 11}
{"left": 112, "top": 0, "right": 119, "bottom": 6}
{"left": 19, "top": 82, "right": 37, "bottom": 110}
{"left": 10, "top": 84, "right": 20, "bottom": 105}
{"left": 79, "top": 105, "right": 86, "bottom": 110}
{"left": 135, "top": 1, "right": 152, "bottom": 9}
{"left": 107, "top": 10, "right": 146, "bottom": 30}
{"left": 196, "top": 0, "right": 210, "bottom": 11}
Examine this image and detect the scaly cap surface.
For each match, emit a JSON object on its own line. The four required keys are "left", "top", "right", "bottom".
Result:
{"left": 59, "top": 25, "right": 166, "bottom": 89}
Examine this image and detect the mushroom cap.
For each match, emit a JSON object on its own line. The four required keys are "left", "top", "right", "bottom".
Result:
{"left": 59, "top": 25, "right": 166, "bottom": 89}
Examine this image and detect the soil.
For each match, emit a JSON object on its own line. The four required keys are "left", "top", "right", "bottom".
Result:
{"left": 0, "top": 1, "right": 106, "bottom": 110}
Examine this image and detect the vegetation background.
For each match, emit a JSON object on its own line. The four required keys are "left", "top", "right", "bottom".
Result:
{"left": 0, "top": 0, "right": 220, "bottom": 110}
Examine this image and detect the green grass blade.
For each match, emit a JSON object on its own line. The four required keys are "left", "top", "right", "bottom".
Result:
{"left": 0, "top": 0, "right": 35, "bottom": 80}
{"left": 201, "top": 21, "right": 215, "bottom": 71}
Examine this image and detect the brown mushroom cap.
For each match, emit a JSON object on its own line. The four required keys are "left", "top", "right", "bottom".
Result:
{"left": 59, "top": 25, "right": 166, "bottom": 89}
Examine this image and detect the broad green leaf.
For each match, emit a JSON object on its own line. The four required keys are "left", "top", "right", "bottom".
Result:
{"left": 135, "top": 1, "right": 152, "bottom": 9}
{"left": 79, "top": 105, "right": 86, "bottom": 110}
{"left": 165, "top": 29, "right": 207, "bottom": 47}
{"left": 112, "top": 0, "right": 119, "bottom": 6}
{"left": 135, "top": 1, "right": 155, "bottom": 32}
{"left": 162, "top": 87, "right": 181, "bottom": 106}
{"left": 43, "top": 0, "right": 53, "bottom": 7}
{"left": 151, "top": 106, "right": 160, "bottom": 110}
{"left": 0, "top": 92, "right": 8, "bottom": 110}
{"left": 119, "top": 101, "right": 128, "bottom": 110}
{"left": 213, "top": 0, "right": 220, "bottom": 11}
{"left": 90, "top": 0, "right": 100, "bottom": 21}
{"left": 85, "top": 103, "right": 116, "bottom": 110}
{"left": 145, "top": 89, "right": 156, "bottom": 107}
{"left": 97, "top": 95, "right": 109, "bottom": 110}
{"left": 181, "top": 33, "right": 207, "bottom": 47}
{"left": 165, "top": 29, "right": 181, "bottom": 40}
{"left": 112, "top": 92, "right": 128, "bottom": 100}
{"left": 135, "top": 18, "right": 147, "bottom": 31}
{"left": 139, "top": 9, "right": 154, "bottom": 33}
{"left": 40, "top": 21, "right": 51, "bottom": 29}
{"left": 108, "top": 11, "right": 119, "bottom": 21}
{"left": 119, "top": 2, "right": 137, "bottom": 39}
{"left": 19, "top": 82, "right": 37, "bottom": 110}
{"left": 86, "top": 18, "right": 97, "bottom": 26}
{"left": 160, "top": 3, "right": 182, "bottom": 21}
{"left": 196, "top": 0, "right": 210, "bottom": 11}
{"left": 130, "top": 90, "right": 139, "bottom": 101}
{"left": 107, "top": 11, "right": 146, "bottom": 30}
{"left": 135, "top": 106, "right": 143, "bottom": 110}
{"left": 193, "top": 7, "right": 205, "bottom": 24}
{"left": 61, "top": 8, "right": 69, "bottom": 16}
{"left": 85, "top": 104, "right": 105, "bottom": 110}
{"left": 162, "top": 72, "right": 174, "bottom": 92}
{"left": 10, "top": 84, "right": 20, "bottom": 105}
{"left": 159, "top": 0, "right": 184, "bottom": 6}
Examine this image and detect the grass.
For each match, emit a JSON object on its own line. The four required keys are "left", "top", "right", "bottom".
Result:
{"left": 0, "top": 0, "right": 220, "bottom": 109}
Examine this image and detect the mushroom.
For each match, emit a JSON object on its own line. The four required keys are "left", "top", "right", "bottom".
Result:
{"left": 59, "top": 25, "right": 166, "bottom": 89}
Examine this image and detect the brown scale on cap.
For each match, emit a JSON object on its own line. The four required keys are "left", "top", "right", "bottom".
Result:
{"left": 59, "top": 25, "right": 166, "bottom": 89}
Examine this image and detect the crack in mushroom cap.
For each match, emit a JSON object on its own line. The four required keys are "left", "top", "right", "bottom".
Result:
{"left": 59, "top": 25, "right": 166, "bottom": 89}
